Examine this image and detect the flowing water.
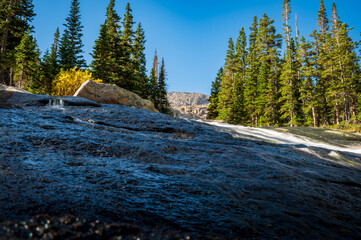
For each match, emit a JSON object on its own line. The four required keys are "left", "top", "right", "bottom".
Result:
{"left": 0, "top": 105, "right": 360, "bottom": 239}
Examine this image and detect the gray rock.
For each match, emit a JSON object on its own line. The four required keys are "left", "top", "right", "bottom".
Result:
{"left": 0, "top": 84, "right": 31, "bottom": 93}
{"left": 7, "top": 92, "right": 50, "bottom": 106}
{"left": 52, "top": 96, "right": 101, "bottom": 107}
{"left": 172, "top": 105, "right": 209, "bottom": 120}
{"left": 167, "top": 92, "right": 210, "bottom": 119}
{"left": 0, "top": 99, "right": 361, "bottom": 239}
{"left": 167, "top": 92, "right": 210, "bottom": 107}
{"left": 74, "top": 80, "right": 158, "bottom": 112}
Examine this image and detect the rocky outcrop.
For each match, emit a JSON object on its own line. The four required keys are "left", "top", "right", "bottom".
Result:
{"left": 167, "top": 92, "right": 210, "bottom": 119}
{"left": 0, "top": 84, "right": 31, "bottom": 93}
{"left": 0, "top": 84, "right": 101, "bottom": 108}
{"left": 167, "top": 92, "right": 209, "bottom": 107}
{"left": 1, "top": 94, "right": 361, "bottom": 239}
{"left": 172, "top": 105, "right": 209, "bottom": 120}
{"left": 74, "top": 80, "right": 158, "bottom": 112}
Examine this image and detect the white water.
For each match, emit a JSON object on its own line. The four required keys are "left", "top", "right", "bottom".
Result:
{"left": 207, "top": 122, "right": 361, "bottom": 156}
{"left": 47, "top": 99, "right": 65, "bottom": 109}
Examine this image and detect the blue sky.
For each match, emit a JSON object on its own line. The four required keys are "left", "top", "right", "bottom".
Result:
{"left": 33, "top": 0, "right": 361, "bottom": 95}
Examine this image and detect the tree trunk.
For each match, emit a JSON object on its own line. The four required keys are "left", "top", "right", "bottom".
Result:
{"left": 312, "top": 106, "right": 317, "bottom": 127}
{"left": 335, "top": 100, "right": 340, "bottom": 125}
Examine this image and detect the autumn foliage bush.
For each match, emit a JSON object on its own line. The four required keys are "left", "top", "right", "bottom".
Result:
{"left": 52, "top": 67, "right": 102, "bottom": 96}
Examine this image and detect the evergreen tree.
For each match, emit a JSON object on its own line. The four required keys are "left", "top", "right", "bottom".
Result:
{"left": 255, "top": 14, "right": 282, "bottom": 126}
{"left": 149, "top": 49, "right": 159, "bottom": 108}
{"left": 118, "top": 2, "right": 135, "bottom": 90}
{"left": 217, "top": 38, "right": 237, "bottom": 121}
{"left": 207, "top": 67, "right": 223, "bottom": 119}
{"left": 13, "top": 29, "right": 40, "bottom": 90}
{"left": 90, "top": 0, "right": 121, "bottom": 84}
{"left": 282, "top": 0, "right": 292, "bottom": 46}
{"left": 157, "top": 58, "right": 172, "bottom": 114}
{"left": 299, "top": 37, "right": 318, "bottom": 126}
{"left": 279, "top": 1, "right": 303, "bottom": 127}
{"left": 229, "top": 28, "right": 247, "bottom": 124}
{"left": 279, "top": 38, "right": 302, "bottom": 126}
{"left": 244, "top": 16, "right": 260, "bottom": 125}
{"left": 41, "top": 28, "right": 60, "bottom": 93}
{"left": 0, "top": 0, "right": 35, "bottom": 85}
{"left": 59, "top": 0, "right": 86, "bottom": 70}
{"left": 132, "top": 22, "right": 148, "bottom": 98}
{"left": 328, "top": 3, "right": 360, "bottom": 123}
{"left": 311, "top": 0, "right": 331, "bottom": 126}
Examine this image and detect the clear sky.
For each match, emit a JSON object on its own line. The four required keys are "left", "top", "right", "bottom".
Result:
{"left": 32, "top": 0, "right": 361, "bottom": 95}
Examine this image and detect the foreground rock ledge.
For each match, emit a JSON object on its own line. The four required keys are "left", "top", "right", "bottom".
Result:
{"left": 0, "top": 101, "right": 360, "bottom": 239}
{"left": 74, "top": 80, "right": 158, "bottom": 112}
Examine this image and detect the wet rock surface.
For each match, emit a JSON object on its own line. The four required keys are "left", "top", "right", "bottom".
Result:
{"left": 0, "top": 104, "right": 361, "bottom": 239}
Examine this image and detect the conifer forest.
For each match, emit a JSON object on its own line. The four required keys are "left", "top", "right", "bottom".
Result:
{"left": 208, "top": 0, "right": 361, "bottom": 127}
{"left": 0, "top": 0, "right": 172, "bottom": 114}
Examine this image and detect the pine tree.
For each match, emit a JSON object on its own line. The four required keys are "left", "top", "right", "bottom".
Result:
{"left": 279, "top": 38, "right": 302, "bottom": 126}
{"left": 13, "top": 29, "right": 40, "bottom": 90}
{"left": 244, "top": 16, "right": 260, "bottom": 125}
{"left": 311, "top": 0, "right": 331, "bottom": 126}
{"left": 132, "top": 22, "right": 148, "bottom": 98}
{"left": 217, "top": 38, "right": 237, "bottom": 121}
{"left": 59, "top": 0, "right": 86, "bottom": 70}
{"left": 0, "top": 0, "right": 35, "bottom": 85}
{"left": 299, "top": 37, "right": 318, "bottom": 126}
{"left": 90, "top": 0, "right": 121, "bottom": 85}
{"left": 229, "top": 28, "right": 247, "bottom": 124}
{"left": 118, "top": 2, "right": 135, "bottom": 90}
{"left": 255, "top": 14, "right": 282, "bottom": 126}
{"left": 279, "top": 1, "right": 303, "bottom": 127}
{"left": 41, "top": 28, "right": 60, "bottom": 93}
{"left": 282, "top": 0, "right": 292, "bottom": 46}
{"left": 207, "top": 67, "right": 223, "bottom": 119}
{"left": 157, "top": 58, "right": 172, "bottom": 114}
{"left": 149, "top": 49, "right": 159, "bottom": 108}
{"left": 328, "top": 3, "right": 360, "bottom": 124}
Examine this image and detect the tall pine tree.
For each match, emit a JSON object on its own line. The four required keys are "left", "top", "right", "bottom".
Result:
{"left": 41, "top": 27, "right": 60, "bottom": 93}
{"left": 59, "top": 0, "right": 86, "bottom": 70}
{"left": 157, "top": 58, "right": 172, "bottom": 114}
{"left": 311, "top": 0, "right": 331, "bottom": 126}
{"left": 299, "top": 37, "right": 318, "bottom": 126}
{"left": 279, "top": 1, "right": 303, "bottom": 127}
{"left": 217, "top": 38, "right": 237, "bottom": 121}
{"left": 90, "top": 0, "right": 121, "bottom": 85}
{"left": 0, "top": 0, "right": 35, "bottom": 85}
{"left": 207, "top": 67, "right": 223, "bottom": 119}
{"left": 132, "top": 22, "right": 148, "bottom": 98}
{"left": 244, "top": 16, "right": 260, "bottom": 125}
{"left": 256, "top": 14, "right": 282, "bottom": 126}
{"left": 118, "top": 2, "right": 135, "bottom": 90}
{"left": 229, "top": 28, "right": 247, "bottom": 124}
{"left": 13, "top": 29, "right": 40, "bottom": 90}
{"left": 149, "top": 49, "right": 159, "bottom": 108}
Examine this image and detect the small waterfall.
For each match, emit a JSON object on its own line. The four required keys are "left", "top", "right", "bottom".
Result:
{"left": 48, "top": 98, "right": 65, "bottom": 108}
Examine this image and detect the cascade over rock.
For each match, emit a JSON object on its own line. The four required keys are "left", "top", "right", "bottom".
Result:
{"left": 0, "top": 90, "right": 361, "bottom": 239}
{"left": 74, "top": 80, "right": 158, "bottom": 112}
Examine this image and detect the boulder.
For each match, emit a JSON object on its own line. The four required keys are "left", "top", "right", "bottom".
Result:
{"left": 74, "top": 80, "right": 158, "bottom": 112}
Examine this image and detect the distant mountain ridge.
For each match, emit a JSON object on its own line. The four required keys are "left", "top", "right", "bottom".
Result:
{"left": 167, "top": 92, "right": 210, "bottom": 108}
{"left": 167, "top": 92, "right": 210, "bottom": 119}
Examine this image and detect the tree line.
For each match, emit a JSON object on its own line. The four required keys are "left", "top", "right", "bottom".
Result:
{"left": 0, "top": 0, "right": 171, "bottom": 114}
{"left": 207, "top": 0, "right": 361, "bottom": 127}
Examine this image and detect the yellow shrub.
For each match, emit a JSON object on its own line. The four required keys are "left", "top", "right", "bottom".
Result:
{"left": 52, "top": 67, "right": 102, "bottom": 96}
